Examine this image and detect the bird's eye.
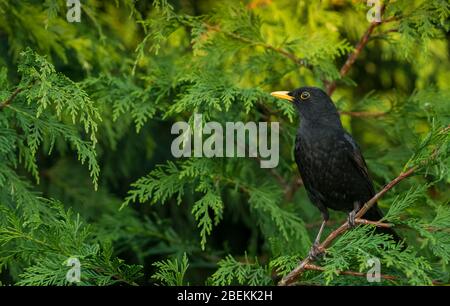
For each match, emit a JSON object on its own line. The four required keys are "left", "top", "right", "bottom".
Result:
{"left": 300, "top": 91, "right": 310, "bottom": 100}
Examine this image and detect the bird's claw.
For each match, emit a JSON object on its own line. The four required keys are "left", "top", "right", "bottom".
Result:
{"left": 308, "top": 242, "right": 324, "bottom": 260}
{"left": 347, "top": 210, "right": 356, "bottom": 228}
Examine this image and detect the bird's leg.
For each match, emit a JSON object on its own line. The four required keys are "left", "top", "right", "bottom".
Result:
{"left": 309, "top": 220, "right": 326, "bottom": 259}
{"left": 308, "top": 211, "right": 328, "bottom": 259}
{"left": 347, "top": 202, "right": 361, "bottom": 228}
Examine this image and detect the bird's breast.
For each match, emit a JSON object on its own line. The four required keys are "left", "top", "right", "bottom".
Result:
{"left": 295, "top": 130, "right": 345, "bottom": 167}
{"left": 294, "top": 129, "right": 360, "bottom": 210}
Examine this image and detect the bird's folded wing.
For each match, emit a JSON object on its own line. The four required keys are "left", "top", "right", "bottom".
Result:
{"left": 343, "top": 133, "right": 376, "bottom": 196}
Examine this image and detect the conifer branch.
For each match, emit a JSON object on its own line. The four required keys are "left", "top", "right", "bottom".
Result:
{"left": 0, "top": 87, "right": 23, "bottom": 110}
{"left": 354, "top": 218, "right": 393, "bottom": 228}
{"left": 302, "top": 263, "right": 442, "bottom": 285}
{"left": 285, "top": 176, "right": 303, "bottom": 201}
{"left": 236, "top": 137, "right": 288, "bottom": 188}
{"left": 326, "top": 4, "right": 386, "bottom": 95}
{"left": 205, "top": 24, "right": 311, "bottom": 69}
{"left": 371, "top": 28, "right": 399, "bottom": 39}
{"left": 247, "top": 0, "right": 272, "bottom": 10}
{"left": 303, "top": 263, "right": 397, "bottom": 281}
{"left": 92, "top": 267, "right": 139, "bottom": 286}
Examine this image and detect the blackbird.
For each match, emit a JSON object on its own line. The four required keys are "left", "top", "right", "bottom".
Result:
{"left": 271, "top": 87, "right": 402, "bottom": 257}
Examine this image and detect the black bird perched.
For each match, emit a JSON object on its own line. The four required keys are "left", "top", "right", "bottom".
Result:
{"left": 271, "top": 87, "right": 402, "bottom": 257}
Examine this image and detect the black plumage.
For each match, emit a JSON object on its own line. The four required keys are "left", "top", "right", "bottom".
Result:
{"left": 271, "top": 87, "right": 401, "bottom": 256}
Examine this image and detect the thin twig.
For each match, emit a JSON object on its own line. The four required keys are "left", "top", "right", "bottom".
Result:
{"left": 0, "top": 87, "right": 23, "bottom": 110}
{"left": 355, "top": 218, "right": 393, "bottom": 228}
{"left": 381, "top": 16, "right": 400, "bottom": 24}
{"left": 285, "top": 176, "right": 303, "bottom": 201}
{"left": 92, "top": 267, "right": 139, "bottom": 286}
{"left": 339, "top": 110, "right": 388, "bottom": 118}
{"left": 326, "top": 4, "right": 386, "bottom": 95}
{"left": 302, "top": 264, "right": 443, "bottom": 285}
{"left": 205, "top": 24, "right": 311, "bottom": 69}
{"left": 303, "top": 264, "right": 397, "bottom": 281}
{"left": 371, "top": 28, "right": 399, "bottom": 39}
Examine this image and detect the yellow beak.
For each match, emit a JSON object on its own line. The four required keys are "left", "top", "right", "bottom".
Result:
{"left": 270, "top": 91, "right": 293, "bottom": 102}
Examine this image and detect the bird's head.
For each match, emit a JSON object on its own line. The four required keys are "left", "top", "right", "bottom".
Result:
{"left": 271, "top": 87, "right": 341, "bottom": 126}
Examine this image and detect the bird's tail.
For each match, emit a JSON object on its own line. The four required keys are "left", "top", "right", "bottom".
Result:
{"left": 364, "top": 205, "right": 404, "bottom": 244}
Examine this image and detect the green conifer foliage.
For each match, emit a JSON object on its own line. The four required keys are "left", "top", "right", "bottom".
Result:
{"left": 0, "top": 0, "right": 448, "bottom": 286}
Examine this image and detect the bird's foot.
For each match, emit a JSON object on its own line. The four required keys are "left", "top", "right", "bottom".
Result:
{"left": 308, "top": 242, "right": 324, "bottom": 260}
{"left": 348, "top": 202, "right": 361, "bottom": 228}
{"left": 347, "top": 210, "right": 357, "bottom": 228}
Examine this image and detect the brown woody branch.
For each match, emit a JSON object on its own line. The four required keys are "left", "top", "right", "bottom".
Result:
{"left": 303, "top": 263, "right": 397, "bottom": 281}
{"left": 0, "top": 87, "right": 23, "bottom": 110}
{"left": 285, "top": 176, "right": 303, "bottom": 201}
{"left": 306, "top": 218, "right": 391, "bottom": 233}
{"left": 303, "top": 263, "right": 443, "bottom": 285}
{"left": 326, "top": 4, "right": 386, "bottom": 95}
{"left": 354, "top": 218, "right": 393, "bottom": 228}
{"left": 371, "top": 28, "right": 399, "bottom": 39}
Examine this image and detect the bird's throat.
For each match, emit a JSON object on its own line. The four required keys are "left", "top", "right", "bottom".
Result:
{"left": 299, "top": 114, "right": 343, "bottom": 131}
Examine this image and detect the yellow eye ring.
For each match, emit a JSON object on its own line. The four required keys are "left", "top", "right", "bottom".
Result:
{"left": 300, "top": 91, "right": 310, "bottom": 100}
